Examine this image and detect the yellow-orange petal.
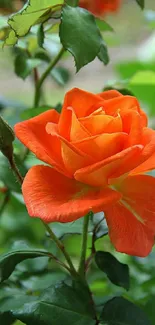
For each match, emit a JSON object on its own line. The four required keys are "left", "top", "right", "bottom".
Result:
{"left": 79, "top": 115, "right": 114, "bottom": 135}
{"left": 14, "top": 110, "right": 66, "bottom": 175}
{"left": 74, "top": 145, "right": 143, "bottom": 187}
{"left": 46, "top": 121, "right": 94, "bottom": 175}
{"left": 73, "top": 132, "right": 127, "bottom": 161}
{"left": 104, "top": 201, "right": 154, "bottom": 257}
{"left": 22, "top": 165, "right": 122, "bottom": 223}
{"left": 70, "top": 107, "right": 91, "bottom": 141}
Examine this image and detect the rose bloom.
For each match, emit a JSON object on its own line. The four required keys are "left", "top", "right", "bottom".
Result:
{"left": 79, "top": 0, "right": 121, "bottom": 16}
{"left": 15, "top": 88, "right": 155, "bottom": 257}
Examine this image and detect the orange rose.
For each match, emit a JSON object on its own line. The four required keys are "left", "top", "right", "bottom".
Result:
{"left": 15, "top": 88, "right": 155, "bottom": 257}
{"left": 79, "top": 0, "right": 121, "bottom": 16}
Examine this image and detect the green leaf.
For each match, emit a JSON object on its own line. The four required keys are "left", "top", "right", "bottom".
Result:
{"left": 37, "top": 24, "right": 44, "bottom": 48}
{"left": 100, "top": 297, "right": 151, "bottom": 325}
{"left": 144, "top": 296, "right": 155, "bottom": 324}
{"left": 96, "top": 19, "right": 113, "bottom": 32}
{"left": 0, "top": 116, "right": 14, "bottom": 158}
{"left": 5, "top": 0, "right": 63, "bottom": 46}
{"left": 60, "top": 5, "right": 103, "bottom": 71}
{"left": 15, "top": 51, "right": 41, "bottom": 80}
{"left": 12, "top": 283, "right": 96, "bottom": 325}
{"left": 135, "top": 0, "right": 145, "bottom": 9}
{"left": 98, "top": 41, "right": 109, "bottom": 65}
{"left": 0, "top": 249, "right": 50, "bottom": 282}
{"left": 95, "top": 251, "right": 130, "bottom": 290}
{"left": 0, "top": 312, "right": 14, "bottom": 325}
{"left": 128, "top": 70, "right": 155, "bottom": 115}
{"left": 51, "top": 218, "right": 94, "bottom": 239}
{"left": 21, "top": 104, "right": 62, "bottom": 120}
{"left": 51, "top": 67, "right": 70, "bottom": 86}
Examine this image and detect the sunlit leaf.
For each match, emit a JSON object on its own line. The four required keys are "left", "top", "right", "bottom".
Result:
{"left": 5, "top": 0, "right": 63, "bottom": 46}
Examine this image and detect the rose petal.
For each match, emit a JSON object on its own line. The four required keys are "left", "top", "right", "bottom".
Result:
{"left": 104, "top": 201, "right": 154, "bottom": 257}
{"left": 58, "top": 89, "right": 102, "bottom": 139}
{"left": 46, "top": 122, "right": 94, "bottom": 175}
{"left": 73, "top": 132, "right": 127, "bottom": 161}
{"left": 70, "top": 107, "right": 91, "bottom": 141}
{"left": 130, "top": 128, "right": 155, "bottom": 175}
{"left": 105, "top": 174, "right": 155, "bottom": 256}
{"left": 98, "top": 89, "right": 123, "bottom": 100}
{"left": 14, "top": 110, "right": 66, "bottom": 174}
{"left": 22, "top": 165, "right": 122, "bottom": 223}
{"left": 79, "top": 115, "right": 115, "bottom": 135}
{"left": 74, "top": 145, "right": 143, "bottom": 187}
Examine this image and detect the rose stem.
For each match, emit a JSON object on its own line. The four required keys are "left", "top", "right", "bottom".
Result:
{"left": 78, "top": 212, "right": 92, "bottom": 278}
{"left": 34, "top": 47, "right": 65, "bottom": 107}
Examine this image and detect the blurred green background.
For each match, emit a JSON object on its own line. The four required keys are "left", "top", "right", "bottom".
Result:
{"left": 1, "top": 0, "right": 155, "bottom": 324}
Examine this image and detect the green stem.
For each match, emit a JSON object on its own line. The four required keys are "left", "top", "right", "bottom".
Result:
{"left": 78, "top": 212, "right": 90, "bottom": 278}
{"left": 9, "top": 156, "right": 24, "bottom": 185}
{"left": 34, "top": 47, "right": 65, "bottom": 107}
{"left": 42, "top": 221, "right": 77, "bottom": 277}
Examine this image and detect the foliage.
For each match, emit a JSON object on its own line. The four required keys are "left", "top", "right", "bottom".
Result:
{"left": 0, "top": 0, "right": 155, "bottom": 325}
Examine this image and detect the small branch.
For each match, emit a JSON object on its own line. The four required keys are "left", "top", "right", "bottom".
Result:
{"left": 44, "top": 251, "right": 70, "bottom": 272}
{"left": 85, "top": 217, "right": 105, "bottom": 272}
{"left": 34, "top": 47, "right": 65, "bottom": 107}
{"left": 9, "top": 156, "right": 24, "bottom": 185}
{"left": 42, "top": 221, "right": 77, "bottom": 277}
{"left": 78, "top": 212, "right": 91, "bottom": 278}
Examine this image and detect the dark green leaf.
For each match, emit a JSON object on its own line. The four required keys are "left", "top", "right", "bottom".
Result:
{"left": 144, "top": 296, "right": 155, "bottom": 324}
{"left": 0, "top": 116, "right": 14, "bottom": 158}
{"left": 98, "top": 41, "right": 109, "bottom": 65}
{"left": 95, "top": 251, "right": 130, "bottom": 290}
{"left": 103, "top": 86, "right": 134, "bottom": 96}
{"left": 51, "top": 67, "right": 70, "bottom": 86}
{"left": 100, "top": 297, "right": 151, "bottom": 325}
{"left": 15, "top": 51, "right": 41, "bottom": 80}
{"left": 135, "top": 0, "right": 145, "bottom": 9}
{"left": 12, "top": 283, "right": 96, "bottom": 325}
{"left": 0, "top": 312, "right": 14, "bottom": 325}
{"left": 37, "top": 24, "right": 44, "bottom": 48}
{"left": 60, "top": 5, "right": 102, "bottom": 71}
{"left": 0, "top": 249, "right": 50, "bottom": 282}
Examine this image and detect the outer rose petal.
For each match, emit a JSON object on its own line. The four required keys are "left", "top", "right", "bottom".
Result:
{"left": 98, "top": 90, "right": 123, "bottom": 100}
{"left": 22, "top": 165, "right": 122, "bottom": 223}
{"left": 74, "top": 145, "right": 143, "bottom": 187}
{"left": 105, "top": 175, "right": 155, "bottom": 256}
{"left": 130, "top": 128, "right": 155, "bottom": 175}
{"left": 104, "top": 202, "right": 154, "bottom": 257}
{"left": 117, "top": 175, "right": 155, "bottom": 226}
{"left": 14, "top": 110, "right": 67, "bottom": 175}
